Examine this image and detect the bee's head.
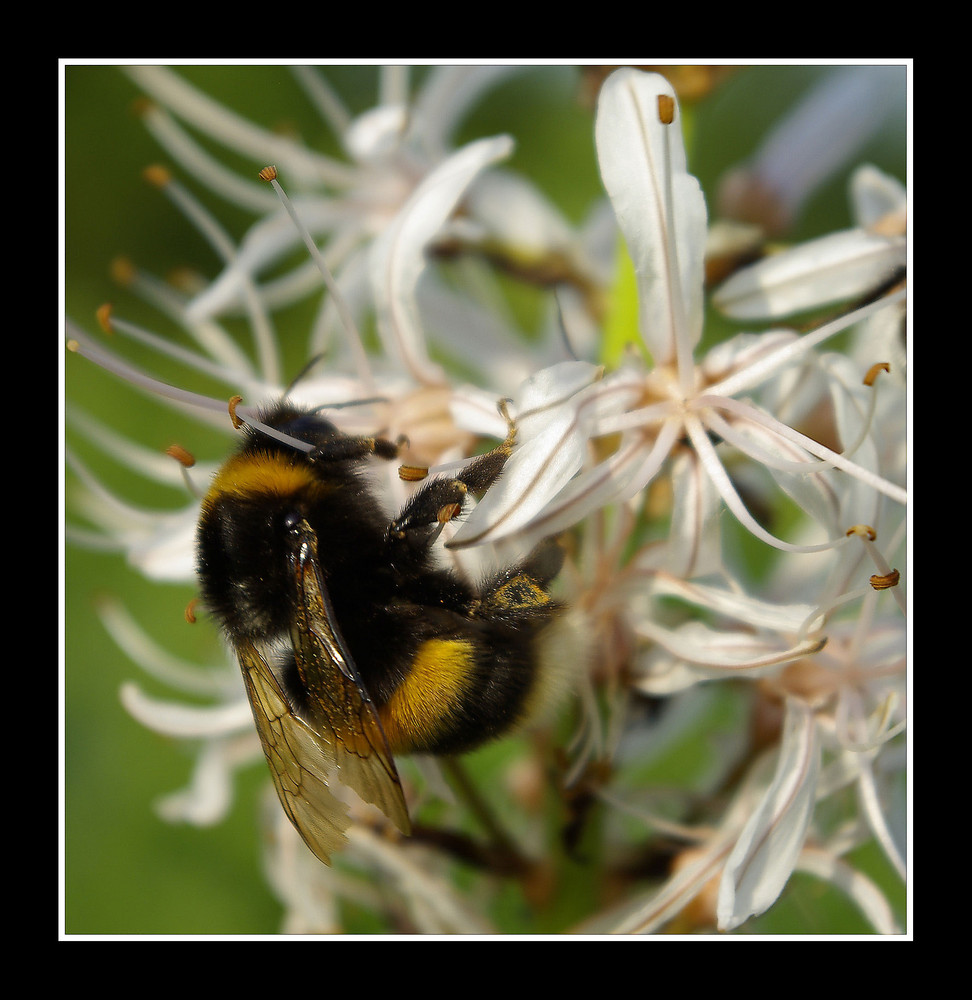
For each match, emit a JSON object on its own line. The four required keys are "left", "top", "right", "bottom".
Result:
{"left": 255, "top": 402, "right": 341, "bottom": 453}
{"left": 195, "top": 404, "right": 343, "bottom": 643}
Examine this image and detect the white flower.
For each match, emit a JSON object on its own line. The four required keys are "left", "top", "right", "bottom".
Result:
{"left": 125, "top": 65, "right": 600, "bottom": 386}
{"left": 449, "top": 69, "right": 906, "bottom": 569}
{"left": 66, "top": 66, "right": 907, "bottom": 934}
{"left": 440, "top": 67, "right": 906, "bottom": 932}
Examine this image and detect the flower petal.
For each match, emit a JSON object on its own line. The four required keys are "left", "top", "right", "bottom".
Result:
{"left": 155, "top": 740, "right": 238, "bottom": 826}
{"left": 717, "top": 699, "right": 820, "bottom": 930}
{"left": 595, "top": 69, "right": 707, "bottom": 364}
{"left": 409, "top": 65, "right": 525, "bottom": 152}
{"left": 713, "top": 227, "right": 906, "bottom": 319}
{"left": 186, "top": 198, "right": 345, "bottom": 321}
{"left": 850, "top": 164, "right": 907, "bottom": 230}
{"left": 120, "top": 681, "right": 253, "bottom": 738}
{"left": 369, "top": 134, "right": 515, "bottom": 384}
{"left": 450, "top": 365, "right": 642, "bottom": 546}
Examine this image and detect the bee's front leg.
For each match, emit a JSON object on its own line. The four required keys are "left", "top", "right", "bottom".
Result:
{"left": 309, "top": 433, "right": 405, "bottom": 464}
{"left": 387, "top": 404, "right": 516, "bottom": 543}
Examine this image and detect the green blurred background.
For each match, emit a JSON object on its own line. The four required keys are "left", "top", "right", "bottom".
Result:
{"left": 63, "top": 63, "right": 907, "bottom": 935}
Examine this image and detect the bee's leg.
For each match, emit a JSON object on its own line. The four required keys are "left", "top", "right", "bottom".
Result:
{"left": 309, "top": 433, "right": 405, "bottom": 464}
{"left": 388, "top": 404, "right": 516, "bottom": 542}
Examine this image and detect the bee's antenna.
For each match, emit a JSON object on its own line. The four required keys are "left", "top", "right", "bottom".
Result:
{"left": 283, "top": 352, "right": 327, "bottom": 397}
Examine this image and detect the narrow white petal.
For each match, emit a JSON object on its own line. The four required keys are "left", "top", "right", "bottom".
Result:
{"left": 369, "top": 135, "right": 515, "bottom": 384}
{"left": 795, "top": 848, "right": 901, "bottom": 935}
{"left": 97, "top": 597, "right": 234, "bottom": 698}
{"left": 595, "top": 68, "right": 707, "bottom": 365}
{"left": 120, "top": 682, "right": 253, "bottom": 738}
{"left": 850, "top": 164, "right": 907, "bottom": 230}
{"left": 410, "top": 65, "right": 526, "bottom": 151}
{"left": 649, "top": 571, "right": 819, "bottom": 636}
{"left": 127, "top": 509, "right": 201, "bottom": 581}
{"left": 717, "top": 700, "right": 820, "bottom": 930}
{"left": 462, "top": 168, "right": 578, "bottom": 262}
{"left": 713, "top": 228, "right": 906, "bottom": 319}
{"left": 185, "top": 199, "right": 344, "bottom": 321}
{"left": 343, "top": 104, "right": 408, "bottom": 162}
{"left": 451, "top": 369, "right": 655, "bottom": 546}
{"left": 68, "top": 404, "right": 208, "bottom": 488}
{"left": 125, "top": 66, "right": 354, "bottom": 188}
{"left": 450, "top": 402, "right": 593, "bottom": 544}
{"left": 665, "top": 450, "right": 724, "bottom": 578}
{"left": 637, "top": 618, "right": 825, "bottom": 675}
{"left": 515, "top": 359, "right": 606, "bottom": 415}
{"left": 155, "top": 740, "right": 237, "bottom": 826}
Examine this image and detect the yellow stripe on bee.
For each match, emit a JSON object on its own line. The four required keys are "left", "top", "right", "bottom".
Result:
{"left": 380, "top": 638, "right": 475, "bottom": 753}
{"left": 205, "top": 452, "right": 325, "bottom": 503}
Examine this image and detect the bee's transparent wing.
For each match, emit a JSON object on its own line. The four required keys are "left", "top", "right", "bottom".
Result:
{"left": 289, "top": 527, "right": 412, "bottom": 839}
{"left": 238, "top": 639, "right": 352, "bottom": 866}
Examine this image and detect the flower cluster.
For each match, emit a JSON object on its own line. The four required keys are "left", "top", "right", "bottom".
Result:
{"left": 65, "top": 65, "right": 907, "bottom": 935}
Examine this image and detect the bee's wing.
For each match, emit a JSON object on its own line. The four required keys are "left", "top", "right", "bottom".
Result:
{"left": 289, "top": 529, "right": 412, "bottom": 840}
{"left": 238, "top": 638, "right": 352, "bottom": 866}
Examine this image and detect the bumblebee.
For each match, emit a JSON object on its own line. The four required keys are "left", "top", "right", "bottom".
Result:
{"left": 196, "top": 399, "right": 576, "bottom": 865}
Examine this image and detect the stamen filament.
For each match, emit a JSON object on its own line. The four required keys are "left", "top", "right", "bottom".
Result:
{"left": 92, "top": 309, "right": 262, "bottom": 391}
{"left": 695, "top": 394, "right": 907, "bottom": 505}
{"left": 67, "top": 403, "right": 197, "bottom": 486}
{"left": 147, "top": 167, "right": 281, "bottom": 386}
{"left": 137, "top": 101, "right": 279, "bottom": 215}
{"left": 704, "top": 288, "right": 907, "bottom": 400}
{"left": 260, "top": 165, "right": 375, "bottom": 392}
{"left": 847, "top": 525, "right": 906, "bottom": 614}
{"left": 67, "top": 323, "right": 312, "bottom": 455}
{"left": 110, "top": 256, "right": 257, "bottom": 377}
{"left": 657, "top": 95, "right": 694, "bottom": 395}
{"left": 685, "top": 413, "right": 851, "bottom": 554}
{"left": 68, "top": 324, "right": 243, "bottom": 420}
{"left": 126, "top": 66, "right": 357, "bottom": 188}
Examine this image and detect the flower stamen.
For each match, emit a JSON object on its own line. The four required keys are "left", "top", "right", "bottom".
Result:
{"left": 92, "top": 305, "right": 255, "bottom": 390}
{"left": 166, "top": 442, "right": 199, "bottom": 495}
{"left": 657, "top": 93, "right": 675, "bottom": 125}
{"left": 258, "top": 164, "right": 374, "bottom": 391}
{"left": 96, "top": 302, "right": 114, "bottom": 334}
{"left": 863, "top": 362, "right": 891, "bottom": 387}
{"left": 166, "top": 443, "right": 195, "bottom": 468}
{"left": 144, "top": 162, "right": 282, "bottom": 386}
{"left": 846, "top": 524, "right": 905, "bottom": 613}
{"left": 227, "top": 394, "right": 244, "bottom": 430}
{"left": 869, "top": 569, "right": 900, "bottom": 591}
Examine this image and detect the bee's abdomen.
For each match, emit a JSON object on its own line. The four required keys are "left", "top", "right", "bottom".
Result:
{"left": 374, "top": 564, "right": 565, "bottom": 756}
